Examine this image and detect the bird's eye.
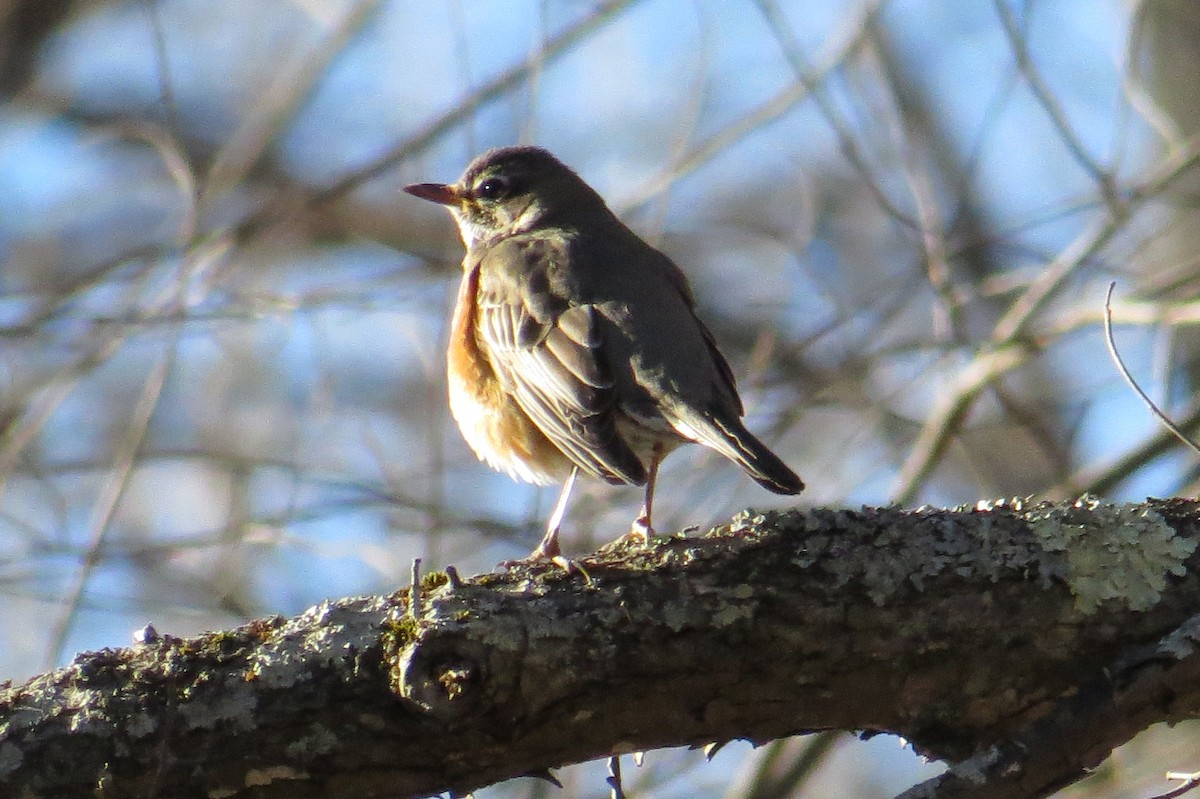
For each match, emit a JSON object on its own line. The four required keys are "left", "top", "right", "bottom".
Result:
{"left": 476, "top": 176, "right": 510, "bottom": 200}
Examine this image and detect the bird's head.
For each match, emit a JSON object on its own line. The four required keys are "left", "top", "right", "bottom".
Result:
{"left": 404, "top": 146, "right": 607, "bottom": 248}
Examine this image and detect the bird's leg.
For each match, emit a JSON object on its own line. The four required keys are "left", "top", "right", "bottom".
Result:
{"left": 506, "top": 469, "right": 589, "bottom": 580}
{"left": 531, "top": 467, "right": 578, "bottom": 561}
{"left": 629, "top": 447, "right": 662, "bottom": 546}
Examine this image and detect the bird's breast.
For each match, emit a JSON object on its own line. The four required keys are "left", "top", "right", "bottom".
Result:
{"left": 446, "top": 265, "right": 571, "bottom": 486}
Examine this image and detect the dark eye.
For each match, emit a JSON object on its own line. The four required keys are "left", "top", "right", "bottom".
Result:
{"left": 476, "top": 176, "right": 511, "bottom": 200}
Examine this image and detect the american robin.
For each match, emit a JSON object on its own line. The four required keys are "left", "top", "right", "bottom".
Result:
{"left": 405, "top": 146, "right": 803, "bottom": 562}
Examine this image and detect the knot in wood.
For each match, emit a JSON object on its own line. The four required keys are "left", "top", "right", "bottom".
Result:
{"left": 395, "top": 642, "right": 485, "bottom": 720}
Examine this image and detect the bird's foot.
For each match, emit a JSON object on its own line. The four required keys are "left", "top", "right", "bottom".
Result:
{"left": 615, "top": 516, "right": 655, "bottom": 548}
{"left": 536, "top": 552, "right": 592, "bottom": 583}
{"left": 529, "top": 534, "right": 562, "bottom": 561}
{"left": 500, "top": 535, "right": 592, "bottom": 582}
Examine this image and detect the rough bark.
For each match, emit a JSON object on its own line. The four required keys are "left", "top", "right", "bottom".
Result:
{"left": 3, "top": 497, "right": 1200, "bottom": 799}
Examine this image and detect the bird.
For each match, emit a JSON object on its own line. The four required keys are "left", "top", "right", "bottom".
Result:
{"left": 404, "top": 146, "right": 803, "bottom": 563}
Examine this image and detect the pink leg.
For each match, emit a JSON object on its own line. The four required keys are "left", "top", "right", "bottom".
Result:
{"left": 531, "top": 467, "right": 577, "bottom": 560}
{"left": 630, "top": 449, "right": 662, "bottom": 546}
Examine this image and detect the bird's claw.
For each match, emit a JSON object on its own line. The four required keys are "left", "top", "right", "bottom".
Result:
{"left": 499, "top": 547, "right": 592, "bottom": 584}
{"left": 617, "top": 517, "right": 655, "bottom": 548}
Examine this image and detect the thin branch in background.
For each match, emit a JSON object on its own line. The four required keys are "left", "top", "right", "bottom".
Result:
{"left": 894, "top": 196, "right": 1152, "bottom": 502}
{"left": 1103, "top": 0, "right": 1137, "bottom": 180}
{"left": 448, "top": 0, "right": 477, "bottom": 155}
{"left": 122, "top": 123, "right": 199, "bottom": 245}
{"left": 720, "top": 733, "right": 844, "bottom": 799}
{"left": 1124, "top": 0, "right": 1194, "bottom": 154}
{"left": 991, "top": 0, "right": 1116, "bottom": 207}
{"left": 951, "top": 62, "right": 1021, "bottom": 235}
{"left": 0, "top": 112, "right": 223, "bottom": 503}
{"left": 751, "top": 0, "right": 918, "bottom": 231}
{"left": 891, "top": 193, "right": 1134, "bottom": 502}
{"left": 1131, "top": 128, "right": 1200, "bottom": 203}
{"left": 305, "top": 0, "right": 642, "bottom": 208}
{"left": 865, "top": 24, "right": 966, "bottom": 345}
{"left": 45, "top": 341, "right": 177, "bottom": 666}
{"left": 989, "top": 387, "right": 1074, "bottom": 478}
{"left": 991, "top": 214, "right": 1125, "bottom": 344}
{"left": 0, "top": 328, "right": 130, "bottom": 499}
{"left": 639, "top": 2, "right": 709, "bottom": 247}
{"left": 9, "top": 213, "right": 225, "bottom": 654}
{"left": 202, "top": 0, "right": 383, "bottom": 206}
{"left": 143, "top": 0, "right": 184, "bottom": 158}
{"left": 3, "top": 244, "right": 162, "bottom": 335}
{"left": 870, "top": 13, "right": 1080, "bottom": 492}
{"left": 518, "top": 0, "right": 548, "bottom": 146}
{"left": 891, "top": 344, "right": 1031, "bottom": 504}
{"left": 1039, "top": 296, "right": 1200, "bottom": 339}
{"left": 901, "top": 119, "right": 960, "bottom": 343}
{"left": 1103, "top": 281, "right": 1200, "bottom": 456}
{"left": 615, "top": 1, "right": 877, "bottom": 214}
{"left": 986, "top": 39, "right": 1200, "bottom": 353}
{"left": 1055, "top": 396, "right": 1200, "bottom": 497}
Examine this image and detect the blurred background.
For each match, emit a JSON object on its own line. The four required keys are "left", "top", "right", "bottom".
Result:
{"left": 2, "top": 0, "right": 1199, "bottom": 796}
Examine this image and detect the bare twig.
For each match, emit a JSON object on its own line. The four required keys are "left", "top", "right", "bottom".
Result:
{"left": 1151, "top": 771, "right": 1200, "bottom": 799}
{"left": 45, "top": 342, "right": 177, "bottom": 665}
{"left": 409, "top": 558, "right": 422, "bottom": 619}
{"left": 306, "top": 0, "right": 642, "bottom": 207}
{"left": 751, "top": 0, "right": 915, "bottom": 229}
{"left": 614, "top": 2, "right": 877, "bottom": 214}
{"left": 892, "top": 344, "right": 1031, "bottom": 504}
{"left": 992, "top": 0, "right": 1116, "bottom": 206}
{"left": 202, "top": 0, "right": 384, "bottom": 206}
{"left": 1103, "top": 281, "right": 1200, "bottom": 455}
{"left": 144, "top": 0, "right": 184, "bottom": 153}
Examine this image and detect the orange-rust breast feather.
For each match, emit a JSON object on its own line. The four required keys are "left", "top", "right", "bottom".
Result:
{"left": 446, "top": 265, "right": 572, "bottom": 486}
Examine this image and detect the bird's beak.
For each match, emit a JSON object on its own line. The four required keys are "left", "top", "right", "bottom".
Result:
{"left": 403, "top": 182, "right": 462, "bottom": 206}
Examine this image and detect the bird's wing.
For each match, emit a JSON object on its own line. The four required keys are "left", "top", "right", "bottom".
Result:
{"left": 694, "top": 315, "right": 744, "bottom": 417}
{"left": 473, "top": 238, "right": 646, "bottom": 486}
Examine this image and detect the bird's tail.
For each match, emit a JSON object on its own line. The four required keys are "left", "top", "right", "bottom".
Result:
{"left": 676, "top": 411, "right": 804, "bottom": 495}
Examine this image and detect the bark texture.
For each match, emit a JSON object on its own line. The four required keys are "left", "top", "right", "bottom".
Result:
{"left": 3, "top": 497, "right": 1200, "bottom": 799}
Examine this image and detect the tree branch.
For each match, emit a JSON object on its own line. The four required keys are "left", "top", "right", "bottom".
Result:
{"left": 3, "top": 497, "right": 1200, "bottom": 799}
